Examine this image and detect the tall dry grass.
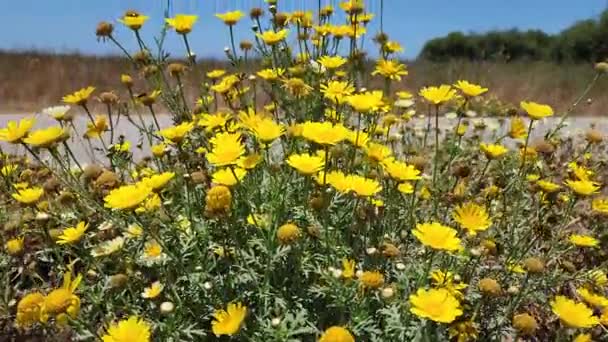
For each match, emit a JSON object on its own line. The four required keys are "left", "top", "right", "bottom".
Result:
{"left": 0, "top": 50, "right": 606, "bottom": 115}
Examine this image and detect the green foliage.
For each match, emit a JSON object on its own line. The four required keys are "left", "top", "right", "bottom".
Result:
{"left": 421, "top": 10, "right": 608, "bottom": 63}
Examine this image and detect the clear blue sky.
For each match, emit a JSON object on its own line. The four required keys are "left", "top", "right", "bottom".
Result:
{"left": 1, "top": 0, "right": 606, "bottom": 59}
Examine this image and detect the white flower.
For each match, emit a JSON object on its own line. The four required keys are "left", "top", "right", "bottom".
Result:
{"left": 91, "top": 236, "right": 124, "bottom": 257}
{"left": 42, "top": 105, "right": 71, "bottom": 120}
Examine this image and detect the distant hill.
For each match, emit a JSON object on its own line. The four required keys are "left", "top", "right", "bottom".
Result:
{"left": 420, "top": 9, "right": 608, "bottom": 62}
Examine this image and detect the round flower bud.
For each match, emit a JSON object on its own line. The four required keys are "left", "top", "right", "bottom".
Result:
{"left": 160, "top": 301, "right": 175, "bottom": 315}
{"left": 203, "top": 281, "right": 213, "bottom": 290}
{"left": 108, "top": 274, "right": 129, "bottom": 289}
{"left": 277, "top": 223, "right": 301, "bottom": 245}
{"left": 478, "top": 277, "right": 502, "bottom": 297}
{"left": 271, "top": 317, "right": 281, "bottom": 327}
{"left": 381, "top": 287, "right": 395, "bottom": 299}
{"left": 120, "top": 74, "right": 134, "bottom": 88}
{"left": 5, "top": 237, "right": 24, "bottom": 256}
{"left": 512, "top": 313, "right": 538, "bottom": 336}
{"left": 204, "top": 185, "right": 232, "bottom": 218}
{"left": 523, "top": 257, "right": 545, "bottom": 274}
{"left": 595, "top": 62, "right": 608, "bottom": 74}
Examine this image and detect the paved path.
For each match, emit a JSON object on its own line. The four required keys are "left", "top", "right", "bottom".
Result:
{"left": 1, "top": 113, "right": 606, "bottom": 163}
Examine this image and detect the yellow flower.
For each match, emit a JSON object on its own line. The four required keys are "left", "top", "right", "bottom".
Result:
{"left": 198, "top": 112, "right": 232, "bottom": 131}
{"left": 104, "top": 183, "right": 152, "bottom": 210}
{"left": 57, "top": 221, "right": 88, "bottom": 245}
{"left": 142, "top": 281, "right": 164, "bottom": 299}
{"left": 286, "top": 153, "right": 325, "bottom": 175}
{"left": 102, "top": 316, "right": 152, "bottom": 342}
{"left": 573, "top": 333, "right": 592, "bottom": 342}
{"left": 5, "top": 236, "right": 25, "bottom": 256}
{"left": 347, "top": 174, "right": 382, "bottom": 197}
{"left": 12, "top": 187, "right": 44, "bottom": 204}
{"left": 215, "top": 11, "right": 244, "bottom": 26}
{"left": 277, "top": 223, "right": 301, "bottom": 244}
{"left": 341, "top": 259, "right": 355, "bottom": 280}
{"left": 41, "top": 270, "right": 82, "bottom": 325}
{"left": 212, "top": 168, "right": 247, "bottom": 186}
{"left": 257, "top": 29, "right": 289, "bottom": 45}
{"left": 413, "top": 222, "right": 462, "bottom": 252}
{"left": 62, "top": 86, "right": 95, "bottom": 105}
{"left": 118, "top": 11, "right": 149, "bottom": 30}
{"left": 592, "top": 197, "right": 608, "bottom": 215}
{"left": 150, "top": 143, "right": 167, "bottom": 158}
{"left": 85, "top": 115, "right": 108, "bottom": 138}
{"left": 252, "top": 118, "right": 284, "bottom": 143}
{"left": 320, "top": 80, "right": 355, "bottom": 104}
{"left": 140, "top": 172, "right": 175, "bottom": 191}
{"left": 536, "top": 179, "right": 561, "bottom": 193}
{"left": 16, "top": 292, "right": 45, "bottom": 327}
{"left": 409, "top": 288, "right": 463, "bottom": 323}
{"left": 319, "top": 326, "right": 355, "bottom": 342}
{"left": 382, "top": 158, "right": 421, "bottom": 181}
{"left": 565, "top": 179, "right": 601, "bottom": 196}
{"left": 346, "top": 91, "right": 385, "bottom": 113}
{"left": 1, "top": 163, "right": 18, "bottom": 177}
{"left": 237, "top": 154, "right": 262, "bottom": 170}
{"left": 452, "top": 202, "right": 491, "bottom": 235}
{"left": 419, "top": 85, "right": 456, "bottom": 105}
{"left": 550, "top": 296, "right": 598, "bottom": 328}
{"left": 480, "top": 143, "right": 508, "bottom": 159}
{"left": 346, "top": 129, "right": 369, "bottom": 147}
{"left": 509, "top": 116, "right": 528, "bottom": 140}
{"left": 521, "top": 101, "right": 553, "bottom": 120}
{"left": 384, "top": 41, "right": 404, "bottom": 53}
{"left": 207, "top": 132, "right": 245, "bottom": 166}
{"left": 247, "top": 213, "right": 270, "bottom": 229}
{"left": 301, "top": 121, "right": 348, "bottom": 145}
{"left": 316, "top": 170, "right": 349, "bottom": 189}
{"left": 23, "top": 126, "right": 67, "bottom": 148}
{"left": 397, "top": 182, "right": 414, "bottom": 194}
{"left": 0, "top": 117, "right": 35, "bottom": 143}
{"left": 211, "top": 302, "right": 247, "bottom": 336}
{"left": 570, "top": 234, "right": 599, "bottom": 247}
{"left": 207, "top": 69, "right": 226, "bottom": 79}
{"left": 430, "top": 270, "right": 467, "bottom": 298}
{"left": 339, "top": 0, "right": 365, "bottom": 13}
{"left": 157, "top": 122, "right": 195, "bottom": 144}
{"left": 91, "top": 237, "right": 125, "bottom": 257}
{"left": 363, "top": 142, "right": 392, "bottom": 162}
{"left": 454, "top": 80, "right": 488, "bottom": 97}
{"left": 112, "top": 141, "right": 131, "bottom": 153}
{"left": 165, "top": 14, "right": 198, "bottom": 34}
{"left": 256, "top": 68, "right": 285, "bottom": 81}
{"left": 211, "top": 75, "right": 240, "bottom": 94}
{"left": 577, "top": 287, "right": 608, "bottom": 308}
{"left": 359, "top": 270, "right": 385, "bottom": 289}
{"left": 318, "top": 55, "right": 347, "bottom": 69}
{"left": 372, "top": 59, "right": 408, "bottom": 81}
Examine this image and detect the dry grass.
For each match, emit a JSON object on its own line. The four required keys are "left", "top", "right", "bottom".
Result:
{"left": 0, "top": 50, "right": 606, "bottom": 114}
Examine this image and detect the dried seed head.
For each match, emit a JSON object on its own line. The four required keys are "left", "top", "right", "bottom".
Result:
{"left": 99, "top": 91, "right": 119, "bottom": 105}
{"left": 523, "top": 257, "right": 545, "bottom": 274}
{"left": 168, "top": 63, "right": 187, "bottom": 77}
{"left": 96, "top": 21, "right": 114, "bottom": 38}
{"left": 512, "top": 313, "right": 538, "bottom": 336}
{"left": 585, "top": 129, "right": 603, "bottom": 144}
{"left": 478, "top": 277, "right": 502, "bottom": 297}
{"left": 239, "top": 40, "right": 253, "bottom": 51}
{"left": 250, "top": 7, "right": 264, "bottom": 19}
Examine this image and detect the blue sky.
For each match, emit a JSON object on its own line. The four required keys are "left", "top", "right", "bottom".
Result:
{"left": 1, "top": 0, "right": 606, "bottom": 59}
